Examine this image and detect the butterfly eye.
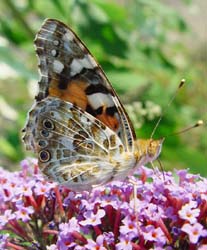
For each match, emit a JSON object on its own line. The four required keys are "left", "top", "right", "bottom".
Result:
{"left": 43, "top": 119, "right": 55, "bottom": 130}
{"left": 39, "top": 150, "right": 51, "bottom": 162}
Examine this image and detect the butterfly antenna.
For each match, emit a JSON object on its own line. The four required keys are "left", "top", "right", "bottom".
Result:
{"left": 150, "top": 79, "right": 186, "bottom": 139}
{"left": 164, "top": 120, "right": 204, "bottom": 138}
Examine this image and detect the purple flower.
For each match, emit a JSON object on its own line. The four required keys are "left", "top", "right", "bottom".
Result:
{"left": 119, "top": 215, "right": 138, "bottom": 239}
{"left": 165, "top": 207, "right": 178, "bottom": 221}
{"left": 1, "top": 158, "right": 207, "bottom": 249}
{"left": 1, "top": 182, "right": 17, "bottom": 202}
{"left": 143, "top": 203, "right": 164, "bottom": 221}
{"left": 46, "top": 244, "right": 58, "bottom": 250}
{"left": 16, "top": 182, "right": 34, "bottom": 197}
{"left": 0, "top": 233, "right": 9, "bottom": 249}
{"left": 85, "top": 235, "right": 107, "bottom": 250}
{"left": 102, "top": 232, "right": 114, "bottom": 244}
{"left": 15, "top": 205, "right": 34, "bottom": 222}
{"left": 177, "top": 169, "right": 199, "bottom": 184}
{"left": 34, "top": 181, "right": 56, "bottom": 196}
{"left": 143, "top": 225, "right": 167, "bottom": 245}
{"left": 59, "top": 218, "right": 80, "bottom": 236}
{"left": 63, "top": 191, "right": 76, "bottom": 206}
{"left": 181, "top": 222, "right": 207, "bottom": 244}
{"left": 178, "top": 200, "right": 200, "bottom": 224}
{"left": 80, "top": 209, "right": 105, "bottom": 226}
{"left": 116, "top": 234, "right": 132, "bottom": 250}
{"left": 198, "top": 244, "right": 207, "bottom": 250}
{"left": 97, "top": 194, "right": 121, "bottom": 210}
{"left": 0, "top": 209, "right": 15, "bottom": 227}
{"left": 57, "top": 234, "right": 77, "bottom": 250}
{"left": 171, "top": 226, "right": 181, "bottom": 236}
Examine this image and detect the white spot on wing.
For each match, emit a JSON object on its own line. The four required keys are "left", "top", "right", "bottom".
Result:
{"left": 87, "top": 54, "right": 97, "bottom": 67}
{"left": 53, "top": 60, "right": 64, "bottom": 73}
{"left": 88, "top": 93, "right": 114, "bottom": 110}
{"left": 70, "top": 54, "right": 97, "bottom": 76}
{"left": 63, "top": 31, "right": 74, "bottom": 42}
{"left": 63, "top": 41, "right": 72, "bottom": 54}
{"left": 53, "top": 40, "right": 59, "bottom": 46}
{"left": 51, "top": 49, "right": 57, "bottom": 56}
{"left": 81, "top": 115, "right": 95, "bottom": 125}
{"left": 46, "top": 22, "right": 57, "bottom": 33}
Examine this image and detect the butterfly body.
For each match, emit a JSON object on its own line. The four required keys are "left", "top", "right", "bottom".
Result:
{"left": 23, "top": 19, "right": 162, "bottom": 191}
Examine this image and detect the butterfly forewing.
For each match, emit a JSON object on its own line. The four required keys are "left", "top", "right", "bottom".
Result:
{"left": 34, "top": 18, "right": 136, "bottom": 151}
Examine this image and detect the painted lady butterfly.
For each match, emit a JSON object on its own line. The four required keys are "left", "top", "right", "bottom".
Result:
{"left": 22, "top": 19, "right": 163, "bottom": 191}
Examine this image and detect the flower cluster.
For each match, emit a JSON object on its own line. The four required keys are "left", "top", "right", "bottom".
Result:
{"left": 0, "top": 158, "right": 207, "bottom": 249}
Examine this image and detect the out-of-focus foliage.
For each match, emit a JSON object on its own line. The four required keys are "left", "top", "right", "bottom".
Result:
{"left": 0, "top": 0, "right": 206, "bottom": 174}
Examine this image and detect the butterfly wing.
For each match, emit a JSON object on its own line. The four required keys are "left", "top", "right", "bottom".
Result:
{"left": 23, "top": 97, "right": 136, "bottom": 191}
{"left": 34, "top": 18, "right": 136, "bottom": 152}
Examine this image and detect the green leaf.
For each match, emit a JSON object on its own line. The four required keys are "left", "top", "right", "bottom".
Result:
{"left": 0, "top": 46, "right": 36, "bottom": 79}
{"left": 0, "top": 137, "right": 19, "bottom": 161}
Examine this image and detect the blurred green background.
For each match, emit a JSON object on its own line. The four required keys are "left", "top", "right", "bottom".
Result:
{"left": 0, "top": 0, "right": 206, "bottom": 175}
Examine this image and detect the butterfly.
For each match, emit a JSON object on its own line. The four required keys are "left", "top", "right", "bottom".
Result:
{"left": 22, "top": 19, "right": 163, "bottom": 191}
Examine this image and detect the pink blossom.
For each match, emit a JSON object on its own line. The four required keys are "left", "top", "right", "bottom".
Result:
{"left": 15, "top": 205, "right": 34, "bottom": 222}
{"left": 0, "top": 209, "right": 15, "bottom": 227}
{"left": 116, "top": 235, "right": 132, "bottom": 250}
{"left": 46, "top": 244, "right": 58, "bottom": 250}
{"left": 143, "top": 225, "right": 167, "bottom": 245}
{"left": 181, "top": 223, "right": 207, "bottom": 244}
{"left": 34, "top": 181, "right": 57, "bottom": 195}
{"left": 198, "top": 244, "right": 207, "bottom": 250}
{"left": 80, "top": 209, "right": 105, "bottom": 226}
{"left": 1, "top": 161, "right": 207, "bottom": 249}
{"left": 85, "top": 235, "right": 107, "bottom": 250}
{"left": 178, "top": 201, "right": 200, "bottom": 224}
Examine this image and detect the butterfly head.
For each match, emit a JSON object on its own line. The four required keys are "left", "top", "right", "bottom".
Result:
{"left": 135, "top": 138, "right": 164, "bottom": 166}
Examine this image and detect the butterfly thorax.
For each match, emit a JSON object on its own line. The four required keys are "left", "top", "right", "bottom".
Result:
{"left": 134, "top": 138, "right": 164, "bottom": 167}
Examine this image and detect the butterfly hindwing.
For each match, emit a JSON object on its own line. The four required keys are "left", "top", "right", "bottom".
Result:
{"left": 34, "top": 18, "right": 136, "bottom": 151}
{"left": 23, "top": 97, "right": 136, "bottom": 191}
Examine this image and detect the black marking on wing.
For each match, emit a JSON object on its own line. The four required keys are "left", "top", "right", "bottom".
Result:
{"left": 106, "top": 106, "right": 117, "bottom": 116}
{"left": 85, "top": 84, "right": 109, "bottom": 95}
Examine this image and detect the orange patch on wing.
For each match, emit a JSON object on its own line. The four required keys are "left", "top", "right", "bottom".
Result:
{"left": 96, "top": 113, "right": 119, "bottom": 131}
{"left": 49, "top": 80, "right": 89, "bottom": 110}
{"left": 48, "top": 79, "right": 119, "bottom": 132}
